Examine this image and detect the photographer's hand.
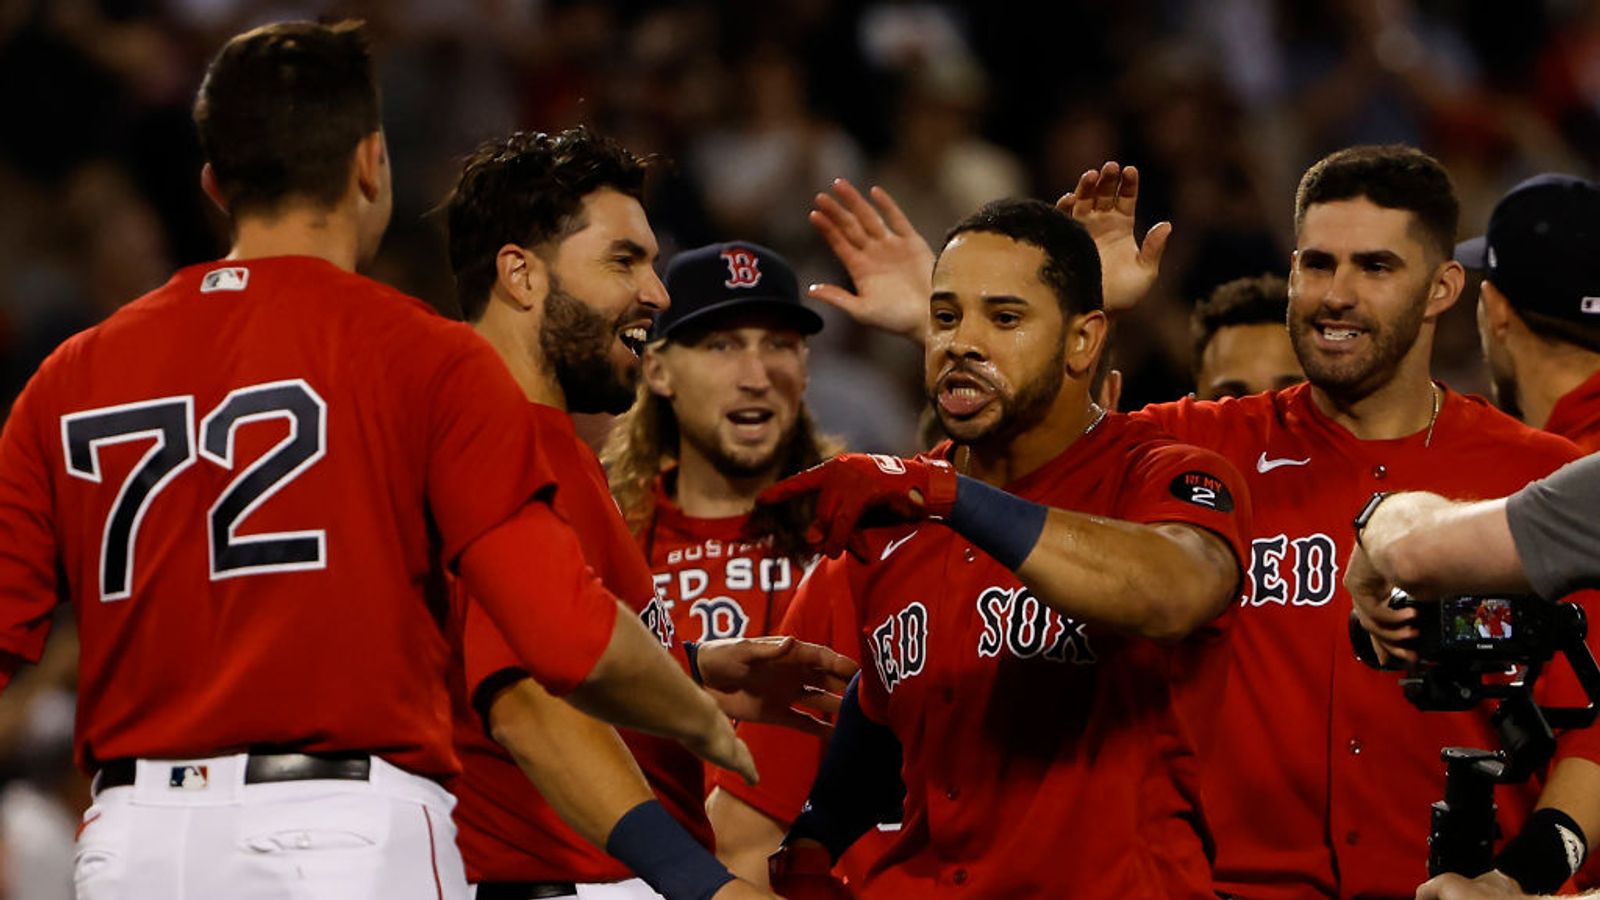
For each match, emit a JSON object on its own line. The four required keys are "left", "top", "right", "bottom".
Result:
{"left": 1347, "top": 544, "right": 1420, "bottom": 665}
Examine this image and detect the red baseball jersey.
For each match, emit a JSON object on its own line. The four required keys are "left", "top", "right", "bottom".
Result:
{"left": 638, "top": 476, "right": 810, "bottom": 642}
{"left": 795, "top": 413, "right": 1251, "bottom": 897}
{"left": 1544, "top": 369, "right": 1600, "bottom": 453}
{"left": 709, "top": 559, "right": 899, "bottom": 890}
{"left": 1135, "top": 382, "right": 1597, "bottom": 898}
{"left": 0, "top": 257, "right": 603, "bottom": 780}
{"left": 452, "top": 403, "right": 709, "bottom": 883}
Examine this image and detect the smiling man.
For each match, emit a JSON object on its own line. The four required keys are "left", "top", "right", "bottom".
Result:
{"left": 795, "top": 146, "right": 1600, "bottom": 897}
{"left": 442, "top": 128, "right": 855, "bottom": 900}
{"left": 602, "top": 243, "right": 856, "bottom": 884}
{"left": 605, "top": 241, "right": 831, "bottom": 645}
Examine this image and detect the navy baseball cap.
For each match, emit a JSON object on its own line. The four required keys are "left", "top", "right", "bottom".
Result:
{"left": 652, "top": 242, "right": 824, "bottom": 341}
{"left": 1455, "top": 173, "right": 1600, "bottom": 323}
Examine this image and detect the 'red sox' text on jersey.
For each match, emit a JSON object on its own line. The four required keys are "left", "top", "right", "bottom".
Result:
{"left": 636, "top": 477, "right": 815, "bottom": 643}
{"left": 1136, "top": 382, "right": 1600, "bottom": 899}
{"left": 802, "top": 412, "right": 1251, "bottom": 898}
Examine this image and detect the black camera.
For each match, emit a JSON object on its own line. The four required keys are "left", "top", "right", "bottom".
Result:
{"left": 1390, "top": 593, "right": 1580, "bottom": 710}
{"left": 1352, "top": 591, "right": 1600, "bottom": 879}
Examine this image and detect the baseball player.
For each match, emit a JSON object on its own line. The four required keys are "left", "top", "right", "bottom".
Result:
{"left": 758, "top": 198, "right": 1253, "bottom": 896}
{"left": 1459, "top": 174, "right": 1600, "bottom": 452}
{"left": 1190, "top": 273, "right": 1304, "bottom": 401}
{"left": 603, "top": 240, "right": 830, "bottom": 648}
{"left": 0, "top": 22, "right": 758, "bottom": 899}
{"left": 596, "top": 242, "right": 898, "bottom": 889}
{"left": 801, "top": 148, "right": 1600, "bottom": 897}
{"left": 441, "top": 129, "right": 855, "bottom": 900}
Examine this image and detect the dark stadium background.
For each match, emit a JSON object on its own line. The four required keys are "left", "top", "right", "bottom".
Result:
{"left": 0, "top": 1, "right": 1597, "bottom": 895}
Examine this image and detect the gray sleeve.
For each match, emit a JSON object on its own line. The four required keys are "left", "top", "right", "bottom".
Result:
{"left": 1505, "top": 454, "right": 1600, "bottom": 599}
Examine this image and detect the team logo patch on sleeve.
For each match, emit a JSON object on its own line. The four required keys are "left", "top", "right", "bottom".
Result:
{"left": 1169, "top": 471, "right": 1234, "bottom": 512}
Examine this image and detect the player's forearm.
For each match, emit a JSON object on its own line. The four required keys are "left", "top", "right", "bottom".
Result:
{"left": 1363, "top": 492, "right": 1530, "bottom": 597}
{"left": 487, "top": 676, "right": 654, "bottom": 849}
{"left": 1529, "top": 756, "right": 1600, "bottom": 868}
{"left": 1013, "top": 512, "right": 1237, "bottom": 642}
{"left": 706, "top": 787, "right": 785, "bottom": 889}
{"left": 787, "top": 676, "right": 902, "bottom": 859}
{"left": 566, "top": 609, "right": 744, "bottom": 765}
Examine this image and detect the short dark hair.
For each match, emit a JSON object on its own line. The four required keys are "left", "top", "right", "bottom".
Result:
{"left": 1294, "top": 144, "right": 1459, "bottom": 261}
{"left": 1192, "top": 273, "right": 1289, "bottom": 373}
{"left": 940, "top": 198, "right": 1103, "bottom": 317}
{"left": 445, "top": 127, "right": 648, "bottom": 322}
{"left": 194, "top": 20, "right": 380, "bottom": 218}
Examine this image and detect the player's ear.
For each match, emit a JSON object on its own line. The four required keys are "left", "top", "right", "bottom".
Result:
{"left": 495, "top": 245, "right": 549, "bottom": 313}
{"left": 1096, "top": 367, "right": 1123, "bottom": 411}
{"left": 1065, "top": 310, "right": 1108, "bottom": 379}
{"left": 1424, "top": 259, "right": 1465, "bottom": 321}
{"left": 200, "top": 164, "right": 228, "bottom": 214}
{"left": 642, "top": 344, "right": 673, "bottom": 398}
{"left": 1478, "top": 280, "right": 1515, "bottom": 337}
{"left": 353, "top": 131, "right": 386, "bottom": 203}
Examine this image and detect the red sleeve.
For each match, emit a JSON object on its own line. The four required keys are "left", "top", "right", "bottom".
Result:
{"left": 0, "top": 375, "right": 62, "bottom": 670}
{"left": 425, "top": 335, "right": 560, "bottom": 565}
{"left": 712, "top": 557, "right": 860, "bottom": 824}
{"left": 457, "top": 501, "right": 621, "bottom": 697}
{"left": 461, "top": 592, "right": 525, "bottom": 715}
{"left": 1118, "top": 442, "right": 1254, "bottom": 577}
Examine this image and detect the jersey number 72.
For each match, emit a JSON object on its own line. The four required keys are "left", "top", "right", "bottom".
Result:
{"left": 61, "top": 379, "right": 327, "bottom": 602}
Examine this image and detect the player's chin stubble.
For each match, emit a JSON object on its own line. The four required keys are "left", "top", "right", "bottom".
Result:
{"left": 931, "top": 347, "right": 1066, "bottom": 448}
{"left": 686, "top": 419, "right": 790, "bottom": 480}
{"left": 1289, "top": 294, "right": 1427, "bottom": 400}
{"left": 541, "top": 282, "right": 637, "bottom": 415}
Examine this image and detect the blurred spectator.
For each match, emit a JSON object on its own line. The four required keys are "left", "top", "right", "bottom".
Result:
{"left": 0, "top": 0, "right": 1596, "bottom": 477}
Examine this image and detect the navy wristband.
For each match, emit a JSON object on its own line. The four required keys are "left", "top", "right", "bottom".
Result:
{"left": 786, "top": 674, "right": 905, "bottom": 861}
{"left": 946, "top": 475, "right": 1050, "bottom": 571}
{"left": 606, "top": 799, "right": 734, "bottom": 900}
{"left": 1495, "top": 806, "right": 1587, "bottom": 894}
{"left": 682, "top": 640, "right": 704, "bottom": 686}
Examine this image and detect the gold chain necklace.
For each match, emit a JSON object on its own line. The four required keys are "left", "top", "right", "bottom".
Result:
{"left": 1423, "top": 382, "right": 1441, "bottom": 448}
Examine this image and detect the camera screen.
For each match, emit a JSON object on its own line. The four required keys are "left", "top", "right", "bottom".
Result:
{"left": 1442, "top": 597, "right": 1515, "bottom": 643}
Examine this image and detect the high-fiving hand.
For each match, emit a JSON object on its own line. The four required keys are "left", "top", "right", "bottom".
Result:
{"left": 808, "top": 178, "right": 934, "bottom": 342}
{"left": 696, "top": 636, "right": 859, "bottom": 739}
{"left": 1056, "top": 161, "right": 1172, "bottom": 312}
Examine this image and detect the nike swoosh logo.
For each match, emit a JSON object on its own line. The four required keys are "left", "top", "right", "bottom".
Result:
{"left": 881, "top": 531, "right": 919, "bottom": 561}
{"left": 1256, "top": 452, "right": 1311, "bottom": 473}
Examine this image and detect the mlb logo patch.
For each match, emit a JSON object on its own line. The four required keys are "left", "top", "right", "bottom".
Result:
{"left": 169, "top": 765, "right": 209, "bottom": 789}
{"left": 200, "top": 267, "right": 250, "bottom": 293}
{"left": 1582, "top": 297, "right": 1600, "bottom": 315}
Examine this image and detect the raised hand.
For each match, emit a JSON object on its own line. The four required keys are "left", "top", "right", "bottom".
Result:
{"left": 1056, "top": 161, "right": 1172, "bottom": 312}
{"left": 696, "top": 636, "right": 859, "bottom": 738}
{"left": 808, "top": 179, "right": 934, "bottom": 342}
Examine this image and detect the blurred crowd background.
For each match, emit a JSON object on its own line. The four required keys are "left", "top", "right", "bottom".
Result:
{"left": 1, "top": 0, "right": 1599, "bottom": 895}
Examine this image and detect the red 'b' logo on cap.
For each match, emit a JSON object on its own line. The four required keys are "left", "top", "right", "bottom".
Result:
{"left": 721, "top": 249, "right": 762, "bottom": 289}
